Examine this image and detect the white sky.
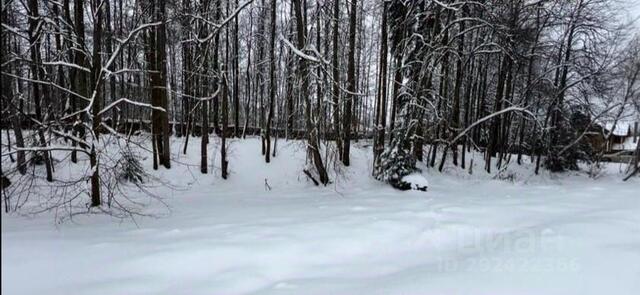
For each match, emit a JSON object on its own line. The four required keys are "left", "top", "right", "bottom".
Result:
{"left": 630, "top": 0, "right": 640, "bottom": 25}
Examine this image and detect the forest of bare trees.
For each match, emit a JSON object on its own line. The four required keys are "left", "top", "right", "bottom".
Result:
{"left": 1, "top": 0, "right": 639, "bottom": 213}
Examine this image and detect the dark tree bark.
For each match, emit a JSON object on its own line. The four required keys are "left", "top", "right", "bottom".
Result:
{"left": 71, "top": 0, "right": 89, "bottom": 164}
{"left": 199, "top": 0, "right": 215, "bottom": 174}
{"left": 265, "top": 0, "right": 276, "bottom": 163}
{"left": 485, "top": 55, "right": 512, "bottom": 173}
{"left": 242, "top": 4, "right": 254, "bottom": 139}
{"left": 221, "top": 65, "right": 229, "bottom": 178}
{"left": 293, "top": 0, "right": 329, "bottom": 185}
{"left": 341, "top": 0, "right": 357, "bottom": 166}
{"left": 148, "top": 0, "right": 171, "bottom": 169}
{"left": 182, "top": 0, "right": 193, "bottom": 154}
{"left": 373, "top": 2, "right": 389, "bottom": 171}
{"left": 450, "top": 9, "right": 465, "bottom": 167}
{"left": 27, "top": 0, "right": 54, "bottom": 182}
{"left": 332, "top": 0, "right": 341, "bottom": 155}
{"left": 89, "top": 0, "right": 104, "bottom": 207}
{"left": 2, "top": 7, "right": 26, "bottom": 175}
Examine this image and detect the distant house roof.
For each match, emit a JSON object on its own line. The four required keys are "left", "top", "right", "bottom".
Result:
{"left": 603, "top": 121, "right": 637, "bottom": 137}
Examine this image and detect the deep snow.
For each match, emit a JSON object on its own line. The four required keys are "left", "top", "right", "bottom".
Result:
{"left": 2, "top": 136, "right": 640, "bottom": 295}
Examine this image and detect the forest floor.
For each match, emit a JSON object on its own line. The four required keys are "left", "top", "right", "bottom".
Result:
{"left": 2, "top": 136, "right": 640, "bottom": 294}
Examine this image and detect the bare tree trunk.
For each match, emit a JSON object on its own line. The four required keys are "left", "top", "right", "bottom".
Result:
{"left": 517, "top": 9, "right": 543, "bottom": 165}
{"left": 27, "top": 0, "right": 54, "bottom": 182}
{"left": 11, "top": 109, "right": 26, "bottom": 175}
{"left": 89, "top": 0, "right": 104, "bottom": 207}
{"left": 181, "top": 0, "right": 193, "bottom": 154}
{"left": 461, "top": 31, "right": 476, "bottom": 169}
{"left": 233, "top": 0, "right": 240, "bottom": 138}
{"left": 242, "top": 4, "right": 253, "bottom": 139}
{"left": 373, "top": 2, "right": 388, "bottom": 172}
{"left": 158, "top": 0, "right": 171, "bottom": 168}
{"left": 430, "top": 24, "right": 449, "bottom": 168}
{"left": 332, "top": 0, "right": 341, "bottom": 155}
{"left": 315, "top": 1, "right": 323, "bottom": 140}
{"left": 623, "top": 138, "right": 640, "bottom": 181}
{"left": 293, "top": 0, "right": 329, "bottom": 185}
{"left": 148, "top": 0, "right": 171, "bottom": 169}
{"left": 450, "top": 10, "right": 465, "bottom": 167}
{"left": 497, "top": 63, "right": 515, "bottom": 169}
{"left": 105, "top": 0, "right": 116, "bottom": 126}
{"left": 342, "top": 0, "right": 357, "bottom": 166}
{"left": 485, "top": 55, "right": 511, "bottom": 173}
{"left": 265, "top": 0, "right": 276, "bottom": 163}
{"left": 201, "top": 99, "right": 209, "bottom": 174}
{"left": 221, "top": 65, "right": 229, "bottom": 178}
{"left": 2, "top": 9, "right": 26, "bottom": 175}
{"left": 71, "top": 0, "right": 89, "bottom": 164}
{"left": 388, "top": 57, "right": 402, "bottom": 143}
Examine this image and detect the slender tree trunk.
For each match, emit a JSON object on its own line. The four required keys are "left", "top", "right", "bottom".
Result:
{"left": 2, "top": 10, "right": 26, "bottom": 175}
{"left": 27, "top": 0, "right": 54, "bottom": 182}
{"left": 517, "top": 9, "right": 543, "bottom": 165}
{"left": 293, "top": 0, "right": 329, "bottom": 185}
{"left": 450, "top": 11, "right": 465, "bottom": 166}
{"left": 242, "top": 4, "right": 253, "bottom": 139}
{"left": 373, "top": 2, "right": 388, "bottom": 172}
{"left": 315, "top": 1, "right": 323, "bottom": 140}
{"left": 158, "top": 0, "right": 171, "bottom": 168}
{"left": 265, "top": 0, "right": 277, "bottom": 163}
{"left": 181, "top": 0, "right": 193, "bottom": 153}
{"left": 11, "top": 109, "right": 26, "bottom": 175}
{"left": 221, "top": 65, "right": 229, "bottom": 178}
{"left": 149, "top": 0, "right": 171, "bottom": 169}
{"left": 233, "top": 0, "right": 240, "bottom": 138}
{"left": 497, "top": 63, "right": 515, "bottom": 169}
{"left": 388, "top": 56, "right": 402, "bottom": 143}
{"left": 89, "top": 0, "right": 104, "bottom": 207}
{"left": 485, "top": 55, "right": 510, "bottom": 173}
{"left": 430, "top": 24, "right": 449, "bottom": 168}
{"left": 71, "top": 0, "right": 89, "bottom": 164}
{"left": 342, "top": 0, "right": 357, "bottom": 166}
{"left": 332, "top": 0, "right": 342, "bottom": 155}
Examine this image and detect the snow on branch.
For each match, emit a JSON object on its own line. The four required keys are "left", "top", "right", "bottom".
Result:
{"left": 192, "top": 88, "right": 221, "bottom": 102}
{"left": 42, "top": 61, "right": 91, "bottom": 73}
{"left": 106, "top": 21, "right": 163, "bottom": 73}
{"left": 99, "top": 98, "right": 166, "bottom": 116}
{"left": 449, "top": 106, "right": 538, "bottom": 145}
{"left": 61, "top": 21, "right": 162, "bottom": 121}
{"left": 307, "top": 45, "right": 329, "bottom": 65}
{"left": 105, "top": 68, "right": 146, "bottom": 76}
{"left": 280, "top": 35, "right": 320, "bottom": 63}
{"left": 1, "top": 23, "right": 28, "bottom": 40}
{"left": 433, "top": 0, "right": 462, "bottom": 11}
{"left": 1, "top": 71, "right": 90, "bottom": 102}
{"left": 193, "top": 0, "right": 253, "bottom": 44}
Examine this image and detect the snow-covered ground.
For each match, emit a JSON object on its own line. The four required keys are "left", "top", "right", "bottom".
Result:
{"left": 2, "top": 136, "right": 639, "bottom": 294}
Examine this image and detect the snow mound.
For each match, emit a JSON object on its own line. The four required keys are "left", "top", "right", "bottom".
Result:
{"left": 401, "top": 173, "right": 429, "bottom": 191}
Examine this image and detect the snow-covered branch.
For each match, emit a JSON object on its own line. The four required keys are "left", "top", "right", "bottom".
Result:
{"left": 99, "top": 98, "right": 166, "bottom": 116}
{"left": 280, "top": 35, "right": 320, "bottom": 63}
{"left": 42, "top": 61, "right": 91, "bottom": 73}
{"left": 449, "top": 106, "right": 538, "bottom": 145}
{"left": 192, "top": 0, "right": 253, "bottom": 44}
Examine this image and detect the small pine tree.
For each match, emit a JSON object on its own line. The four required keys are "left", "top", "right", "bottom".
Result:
{"left": 117, "top": 149, "right": 146, "bottom": 184}
{"left": 374, "top": 130, "right": 419, "bottom": 190}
